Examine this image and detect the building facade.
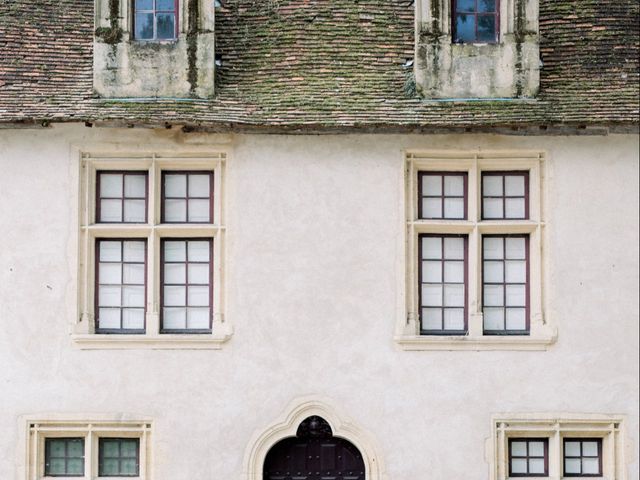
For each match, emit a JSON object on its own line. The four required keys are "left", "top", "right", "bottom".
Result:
{"left": 0, "top": 1, "right": 638, "bottom": 479}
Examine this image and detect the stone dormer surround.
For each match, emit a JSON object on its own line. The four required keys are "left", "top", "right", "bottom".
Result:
{"left": 415, "top": 0, "right": 540, "bottom": 99}
{"left": 93, "top": 0, "right": 215, "bottom": 98}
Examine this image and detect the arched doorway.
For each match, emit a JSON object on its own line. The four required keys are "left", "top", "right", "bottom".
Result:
{"left": 263, "top": 416, "right": 366, "bottom": 480}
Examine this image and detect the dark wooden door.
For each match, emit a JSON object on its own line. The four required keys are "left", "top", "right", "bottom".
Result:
{"left": 263, "top": 416, "right": 365, "bottom": 480}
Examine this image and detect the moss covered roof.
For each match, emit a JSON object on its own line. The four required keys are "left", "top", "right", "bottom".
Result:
{"left": 0, "top": 0, "right": 638, "bottom": 132}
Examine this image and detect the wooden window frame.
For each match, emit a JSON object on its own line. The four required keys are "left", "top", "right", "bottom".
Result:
{"left": 132, "top": 0, "right": 180, "bottom": 41}
{"left": 98, "top": 438, "right": 141, "bottom": 477}
{"left": 160, "top": 171, "right": 215, "bottom": 224}
{"left": 418, "top": 233, "right": 469, "bottom": 335}
{"left": 563, "top": 438, "right": 603, "bottom": 477}
{"left": 44, "top": 438, "right": 85, "bottom": 478}
{"left": 418, "top": 171, "right": 468, "bottom": 220}
{"left": 508, "top": 438, "right": 549, "bottom": 477}
{"left": 96, "top": 171, "right": 149, "bottom": 224}
{"left": 452, "top": 0, "right": 500, "bottom": 44}
{"left": 481, "top": 171, "right": 530, "bottom": 220}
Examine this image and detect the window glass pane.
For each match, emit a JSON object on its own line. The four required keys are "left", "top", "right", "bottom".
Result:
{"left": 529, "top": 441, "right": 545, "bottom": 457}
{"left": 99, "top": 263, "right": 122, "bottom": 284}
{"left": 189, "top": 174, "right": 211, "bottom": 197}
{"left": 121, "top": 458, "right": 139, "bottom": 474}
{"left": 565, "top": 458, "right": 581, "bottom": 474}
{"left": 422, "top": 175, "right": 442, "bottom": 195}
{"left": 505, "top": 261, "right": 526, "bottom": 283}
{"left": 422, "top": 284, "right": 443, "bottom": 306}
{"left": 157, "top": 13, "right": 176, "bottom": 39}
{"left": 505, "top": 308, "right": 526, "bottom": 330}
{"left": 484, "top": 285, "right": 504, "bottom": 306}
{"left": 484, "top": 261, "right": 503, "bottom": 283}
{"left": 124, "top": 199, "right": 146, "bottom": 222}
{"left": 478, "top": 0, "right": 496, "bottom": 12}
{"left": 188, "top": 264, "right": 210, "bottom": 284}
{"left": 505, "top": 237, "right": 526, "bottom": 259}
{"left": 67, "top": 458, "right": 84, "bottom": 474}
{"left": 506, "top": 285, "right": 526, "bottom": 307}
{"left": 188, "top": 286, "right": 209, "bottom": 306}
{"left": 423, "top": 198, "right": 442, "bottom": 218}
{"left": 99, "top": 286, "right": 121, "bottom": 307}
{"left": 48, "top": 439, "right": 67, "bottom": 457}
{"left": 188, "top": 241, "right": 210, "bottom": 262}
{"left": 565, "top": 441, "right": 581, "bottom": 457}
{"left": 582, "top": 458, "right": 600, "bottom": 474}
{"left": 422, "top": 237, "right": 442, "bottom": 259}
{"left": 100, "top": 241, "right": 122, "bottom": 262}
{"left": 122, "top": 286, "right": 145, "bottom": 307}
{"left": 164, "top": 263, "right": 186, "bottom": 284}
{"left": 164, "top": 241, "right": 186, "bottom": 262}
{"left": 484, "top": 307, "right": 504, "bottom": 330}
{"left": 444, "top": 175, "right": 464, "bottom": 196}
{"left": 163, "top": 307, "right": 186, "bottom": 329}
{"left": 582, "top": 441, "right": 599, "bottom": 456}
{"left": 157, "top": 0, "right": 176, "bottom": 10}
{"left": 421, "top": 308, "right": 442, "bottom": 330}
{"left": 444, "top": 237, "right": 464, "bottom": 260}
{"left": 100, "top": 173, "right": 123, "bottom": 197}
{"left": 187, "top": 307, "right": 210, "bottom": 329}
{"left": 477, "top": 15, "right": 496, "bottom": 42}
{"left": 101, "top": 458, "right": 120, "bottom": 476}
{"left": 101, "top": 440, "right": 119, "bottom": 457}
{"left": 120, "top": 440, "right": 138, "bottom": 457}
{"left": 164, "top": 286, "right": 186, "bottom": 306}
{"left": 455, "top": 14, "right": 476, "bottom": 42}
{"left": 444, "top": 284, "right": 464, "bottom": 307}
{"left": 483, "top": 198, "right": 503, "bottom": 218}
{"left": 165, "top": 199, "right": 187, "bottom": 222}
{"left": 99, "top": 308, "right": 121, "bottom": 329}
{"left": 444, "top": 261, "right": 464, "bottom": 283}
{"left": 123, "top": 264, "right": 145, "bottom": 285}
{"left": 165, "top": 174, "right": 187, "bottom": 197}
{"left": 511, "top": 441, "right": 527, "bottom": 456}
{"left": 444, "top": 198, "right": 464, "bottom": 218}
{"left": 188, "top": 199, "right": 211, "bottom": 222}
{"left": 100, "top": 199, "right": 123, "bottom": 222}
{"left": 529, "top": 458, "right": 545, "bottom": 474}
{"left": 444, "top": 308, "right": 465, "bottom": 330}
{"left": 122, "top": 309, "right": 145, "bottom": 329}
{"left": 483, "top": 175, "right": 503, "bottom": 196}
{"left": 135, "top": 0, "right": 153, "bottom": 9}
{"left": 483, "top": 237, "right": 504, "bottom": 259}
{"left": 48, "top": 458, "right": 67, "bottom": 474}
{"left": 505, "top": 198, "right": 526, "bottom": 218}
{"left": 423, "top": 261, "right": 442, "bottom": 283}
{"left": 505, "top": 175, "right": 525, "bottom": 196}
{"left": 124, "top": 174, "right": 146, "bottom": 197}
{"left": 135, "top": 12, "right": 154, "bottom": 39}
{"left": 511, "top": 458, "right": 527, "bottom": 474}
{"left": 456, "top": 0, "right": 476, "bottom": 13}
{"left": 123, "top": 241, "right": 145, "bottom": 262}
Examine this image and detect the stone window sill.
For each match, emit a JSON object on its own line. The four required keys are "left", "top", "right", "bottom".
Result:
{"left": 71, "top": 332, "right": 232, "bottom": 350}
{"left": 395, "top": 332, "right": 557, "bottom": 351}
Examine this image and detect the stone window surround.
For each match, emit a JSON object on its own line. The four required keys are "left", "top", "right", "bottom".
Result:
{"left": 72, "top": 150, "right": 231, "bottom": 350}
{"left": 20, "top": 415, "right": 152, "bottom": 480}
{"left": 490, "top": 414, "right": 627, "bottom": 480}
{"left": 396, "top": 150, "right": 557, "bottom": 351}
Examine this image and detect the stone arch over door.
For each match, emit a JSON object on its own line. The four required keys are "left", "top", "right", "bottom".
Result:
{"left": 242, "top": 397, "right": 385, "bottom": 480}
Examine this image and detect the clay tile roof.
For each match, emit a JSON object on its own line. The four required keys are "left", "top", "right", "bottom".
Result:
{"left": 0, "top": 0, "right": 638, "bottom": 132}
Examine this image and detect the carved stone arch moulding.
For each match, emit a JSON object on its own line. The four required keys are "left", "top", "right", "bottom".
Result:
{"left": 242, "top": 396, "right": 387, "bottom": 480}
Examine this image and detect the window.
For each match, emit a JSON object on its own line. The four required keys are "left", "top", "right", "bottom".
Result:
{"left": 45, "top": 438, "right": 85, "bottom": 477}
{"left": 74, "top": 152, "right": 230, "bottom": 350}
{"left": 398, "top": 151, "right": 556, "bottom": 351}
{"left": 24, "top": 418, "right": 151, "bottom": 480}
{"left": 564, "top": 439, "right": 602, "bottom": 477}
{"left": 491, "top": 415, "right": 625, "bottom": 480}
{"left": 452, "top": 0, "right": 500, "bottom": 43}
{"left": 133, "top": 0, "right": 178, "bottom": 41}
{"left": 508, "top": 438, "right": 548, "bottom": 477}
{"left": 99, "top": 438, "right": 140, "bottom": 477}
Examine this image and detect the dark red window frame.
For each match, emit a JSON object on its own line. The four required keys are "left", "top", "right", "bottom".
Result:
{"left": 452, "top": 0, "right": 500, "bottom": 44}
{"left": 481, "top": 171, "right": 530, "bottom": 220}
{"left": 161, "top": 171, "right": 215, "bottom": 224}
{"left": 95, "top": 239, "right": 148, "bottom": 335}
{"left": 132, "top": 0, "right": 180, "bottom": 41}
{"left": 44, "top": 437, "right": 85, "bottom": 477}
{"left": 563, "top": 438, "right": 603, "bottom": 477}
{"left": 482, "top": 234, "right": 530, "bottom": 335}
{"left": 418, "top": 171, "right": 468, "bottom": 220}
{"left": 96, "top": 171, "right": 149, "bottom": 224}
{"left": 508, "top": 438, "right": 549, "bottom": 477}
{"left": 98, "top": 438, "right": 141, "bottom": 477}
{"left": 160, "top": 238, "right": 214, "bottom": 334}
{"left": 418, "top": 233, "right": 469, "bottom": 335}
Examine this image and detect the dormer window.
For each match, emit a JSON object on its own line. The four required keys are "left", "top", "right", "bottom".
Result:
{"left": 452, "top": 0, "right": 499, "bottom": 43}
{"left": 134, "top": 0, "right": 178, "bottom": 41}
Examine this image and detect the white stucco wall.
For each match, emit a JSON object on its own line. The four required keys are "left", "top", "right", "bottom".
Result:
{"left": 0, "top": 125, "right": 637, "bottom": 479}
